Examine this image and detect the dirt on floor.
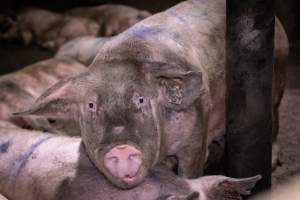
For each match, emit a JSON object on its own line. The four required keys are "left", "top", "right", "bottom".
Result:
{"left": 272, "top": 45, "right": 300, "bottom": 185}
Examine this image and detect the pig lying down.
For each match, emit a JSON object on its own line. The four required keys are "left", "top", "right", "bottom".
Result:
{"left": 56, "top": 36, "right": 110, "bottom": 66}
{"left": 17, "top": 0, "right": 288, "bottom": 189}
{"left": 0, "top": 124, "right": 260, "bottom": 200}
{"left": 0, "top": 9, "right": 99, "bottom": 50}
{"left": 0, "top": 57, "right": 86, "bottom": 135}
{"left": 65, "top": 4, "right": 151, "bottom": 36}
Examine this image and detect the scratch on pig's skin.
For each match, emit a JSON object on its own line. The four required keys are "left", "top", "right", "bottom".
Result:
{"left": 11, "top": 136, "right": 52, "bottom": 177}
{"left": 0, "top": 140, "right": 10, "bottom": 153}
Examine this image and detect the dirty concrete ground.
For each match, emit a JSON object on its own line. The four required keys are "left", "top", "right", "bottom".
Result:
{"left": 0, "top": 38, "right": 299, "bottom": 187}
{"left": 272, "top": 43, "right": 300, "bottom": 185}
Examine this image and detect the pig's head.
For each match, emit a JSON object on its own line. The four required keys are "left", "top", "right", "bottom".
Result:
{"left": 14, "top": 57, "right": 204, "bottom": 188}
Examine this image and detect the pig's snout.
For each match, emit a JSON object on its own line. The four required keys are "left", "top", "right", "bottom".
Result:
{"left": 104, "top": 145, "right": 142, "bottom": 182}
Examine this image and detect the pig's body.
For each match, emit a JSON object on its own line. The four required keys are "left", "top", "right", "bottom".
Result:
{"left": 56, "top": 36, "right": 110, "bottom": 66}
{"left": 19, "top": 0, "right": 288, "bottom": 188}
{"left": 0, "top": 125, "right": 259, "bottom": 200}
{"left": 90, "top": 0, "right": 288, "bottom": 167}
{"left": 0, "top": 57, "right": 86, "bottom": 135}
{"left": 1, "top": 9, "right": 99, "bottom": 50}
{"left": 66, "top": 5, "right": 151, "bottom": 36}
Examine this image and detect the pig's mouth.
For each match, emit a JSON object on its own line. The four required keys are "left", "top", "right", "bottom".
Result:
{"left": 105, "top": 162, "right": 147, "bottom": 189}
{"left": 116, "top": 166, "right": 144, "bottom": 185}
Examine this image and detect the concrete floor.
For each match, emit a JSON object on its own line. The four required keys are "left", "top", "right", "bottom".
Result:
{"left": 272, "top": 43, "right": 300, "bottom": 185}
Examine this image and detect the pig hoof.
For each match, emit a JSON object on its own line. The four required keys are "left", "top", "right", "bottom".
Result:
{"left": 272, "top": 143, "right": 282, "bottom": 171}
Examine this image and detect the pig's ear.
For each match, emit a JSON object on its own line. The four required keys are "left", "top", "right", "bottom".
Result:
{"left": 156, "top": 192, "right": 199, "bottom": 200}
{"left": 13, "top": 76, "right": 83, "bottom": 119}
{"left": 191, "top": 175, "right": 261, "bottom": 200}
{"left": 156, "top": 70, "right": 203, "bottom": 110}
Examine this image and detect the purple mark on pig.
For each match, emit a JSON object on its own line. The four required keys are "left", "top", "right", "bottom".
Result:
{"left": 130, "top": 26, "right": 162, "bottom": 39}
{"left": 12, "top": 136, "right": 52, "bottom": 177}
{"left": 168, "top": 10, "right": 186, "bottom": 23}
{"left": 0, "top": 141, "right": 10, "bottom": 153}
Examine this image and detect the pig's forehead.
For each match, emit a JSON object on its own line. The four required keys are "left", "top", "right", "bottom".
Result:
{"left": 83, "top": 75, "right": 147, "bottom": 97}
{"left": 90, "top": 62, "right": 144, "bottom": 79}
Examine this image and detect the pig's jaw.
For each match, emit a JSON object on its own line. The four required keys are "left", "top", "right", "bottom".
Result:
{"left": 106, "top": 166, "right": 147, "bottom": 189}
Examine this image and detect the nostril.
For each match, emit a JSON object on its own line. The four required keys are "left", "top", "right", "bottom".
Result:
{"left": 128, "top": 153, "right": 141, "bottom": 161}
{"left": 107, "top": 156, "right": 119, "bottom": 164}
{"left": 124, "top": 174, "right": 131, "bottom": 179}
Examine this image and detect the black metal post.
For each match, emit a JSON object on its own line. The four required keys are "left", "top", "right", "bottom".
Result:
{"left": 226, "top": 0, "right": 274, "bottom": 194}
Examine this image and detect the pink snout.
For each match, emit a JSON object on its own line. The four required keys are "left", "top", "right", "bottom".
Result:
{"left": 104, "top": 145, "right": 142, "bottom": 182}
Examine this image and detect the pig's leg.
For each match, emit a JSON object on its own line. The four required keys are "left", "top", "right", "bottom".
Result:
{"left": 271, "top": 18, "right": 288, "bottom": 170}
{"left": 272, "top": 141, "right": 282, "bottom": 170}
{"left": 271, "top": 76, "right": 284, "bottom": 171}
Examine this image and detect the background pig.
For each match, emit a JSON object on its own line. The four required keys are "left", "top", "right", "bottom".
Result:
{"left": 65, "top": 5, "right": 151, "bottom": 36}
{"left": 56, "top": 36, "right": 110, "bottom": 66}
{"left": 0, "top": 57, "right": 86, "bottom": 135}
{"left": 0, "top": 9, "right": 100, "bottom": 50}
{"left": 17, "top": 0, "right": 288, "bottom": 189}
{"left": 0, "top": 125, "right": 260, "bottom": 200}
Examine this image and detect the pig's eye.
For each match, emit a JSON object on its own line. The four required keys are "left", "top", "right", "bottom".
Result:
{"left": 87, "top": 101, "right": 97, "bottom": 112}
{"left": 47, "top": 118, "right": 56, "bottom": 124}
{"left": 132, "top": 93, "right": 146, "bottom": 109}
{"left": 139, "top": 97, "right": 144, "bottom": 104}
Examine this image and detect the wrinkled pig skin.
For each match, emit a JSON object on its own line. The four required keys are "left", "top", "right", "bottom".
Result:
{"left": 56, "top": 36, "right": 111, "bottom": 66}
{"left": 0, "top": 9, "right": 100, "bottom": 50}
{"left": 18, "top": 0, "right": 288, "bottom": 189}
{"left": 0, "top": 57, "right": 86, "bottom": 135}
{"left": 65, "top": 4, "right": 151, "bottom": 37}
{"left": 0, "top": 126, "right": 260, "bottom": 200}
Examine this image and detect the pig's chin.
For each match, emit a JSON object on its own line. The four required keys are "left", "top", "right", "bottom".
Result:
{"left": 104, "top": 166, "right": 147, "bottom": 189}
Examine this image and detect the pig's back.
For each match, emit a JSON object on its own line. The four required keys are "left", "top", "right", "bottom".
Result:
{"left": 0, "top": 128, "right": 81, "bottom": 200}
{"left": 0, "top": 58, "right": 86, "bottom": 131}
{"left": 14, "top": 57, "right": 86, "bottom": 97}
{"left": 56, "top": 36, "right": 111, "bottom": 66}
